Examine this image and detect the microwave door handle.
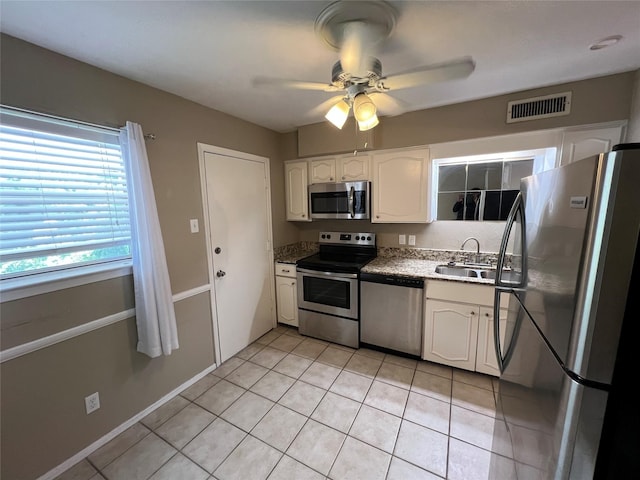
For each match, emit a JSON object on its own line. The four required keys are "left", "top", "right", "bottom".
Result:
{"left": 349, "top": 186, "right": 355, "bottom": 218}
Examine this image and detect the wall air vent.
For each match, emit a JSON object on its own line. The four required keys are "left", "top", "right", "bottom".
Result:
{"left": 506, "top": 91, "right": 572, "bottom": 123}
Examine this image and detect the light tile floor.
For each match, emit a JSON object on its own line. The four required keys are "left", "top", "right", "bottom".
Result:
{"left": 56, "top": 325, "right": 509, "bottom": 480}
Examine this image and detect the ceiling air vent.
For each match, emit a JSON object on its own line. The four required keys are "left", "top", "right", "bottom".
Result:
{"left": 507, "top": 91, "right": 572, "bottom": 123}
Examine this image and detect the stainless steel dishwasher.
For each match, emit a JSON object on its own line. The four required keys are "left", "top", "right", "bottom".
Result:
{"left": 360, "top": 273, "right": 424, "bottom": 356}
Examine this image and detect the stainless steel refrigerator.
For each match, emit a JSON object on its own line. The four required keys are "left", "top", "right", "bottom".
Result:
{"left": 490, "top": 143, "right": 640, "bottom": 479}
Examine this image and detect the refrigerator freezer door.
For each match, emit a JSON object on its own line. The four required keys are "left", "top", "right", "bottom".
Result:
{"left": 518, "top": 156, "right": 597, "bottom": 366}
{"left": 491, "top": 295, "right": 608, "bottom": 480}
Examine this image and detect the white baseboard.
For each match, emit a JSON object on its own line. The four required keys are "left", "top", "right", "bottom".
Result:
{"left": 37, "top": 362, "right": 219, "bottom": 480}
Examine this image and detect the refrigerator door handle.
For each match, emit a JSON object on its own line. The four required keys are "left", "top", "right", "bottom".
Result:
{"left": 495, "top": 192, "right": 524, "bottom": 288}
{"left": 494, "top": 289, "right": 525, "bottom": 373}
{"left": 493, "top": 289, "right": 504, "bottom": 372}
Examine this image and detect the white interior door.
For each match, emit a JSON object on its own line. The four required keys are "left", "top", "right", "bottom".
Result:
{"left": 202, "top": 148, "right": 275, "bottom": 363}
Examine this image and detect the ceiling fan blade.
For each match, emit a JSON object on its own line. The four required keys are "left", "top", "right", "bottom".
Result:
{"left": 380, "top": 57, "right": 476, "bottom": 91}
{"left": 252, "top": 76, "right": 339, "bottom": 92}
{"left": 368, "top": 92, "right": 406, "bottom": 117}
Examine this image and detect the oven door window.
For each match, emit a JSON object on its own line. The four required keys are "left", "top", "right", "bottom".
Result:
{"left": 310, "top": 191, "right": 349, "bottom": 214}
{"left": 303, "top": 276, "right": 350, "bottom": 309}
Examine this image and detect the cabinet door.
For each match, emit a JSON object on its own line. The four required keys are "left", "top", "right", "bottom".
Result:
{"left": 476, "top": 306, "right": 507, "bottom": 376}
{"left": 559, "top": 125, "right": 624, "bottom": 166}
{"left": 309, "top": 158, "right": 336, "bottom": 183}
{"left": 337, "top": 155, "right": 370, "bottom": 181}
{"left": 284, "top": 161, "right": 310, "bottom": 221}
{"left": 372, "top": 148, "right": 429, "bottom": 223}
{"left": 423, "top": 299, "right": 478, "bottom": 371}
{"left": 275, "top": 276, "right": 298, "bottom": 327}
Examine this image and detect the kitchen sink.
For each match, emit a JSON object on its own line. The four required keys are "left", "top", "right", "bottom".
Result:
{"left": 434, "top": 265, "right": 483, "bottom": 278}
{"left": 435, "top": 264, "right": 520, "bottom": 283}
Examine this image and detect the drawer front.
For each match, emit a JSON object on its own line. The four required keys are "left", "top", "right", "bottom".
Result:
{"left": 426, "top": 280, "right": 508, "bottom": 308}
{"left": 275, "top": 262, "right": 296, "bottom": 277}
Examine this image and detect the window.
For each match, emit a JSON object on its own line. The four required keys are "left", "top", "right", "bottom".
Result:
{"left": 432, "top": 148, "right": 557, "bottom": 221}
{"left": 0, "top": 107, "right": 131, "bottom": 283}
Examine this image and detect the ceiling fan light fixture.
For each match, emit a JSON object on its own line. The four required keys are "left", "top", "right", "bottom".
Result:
{"left": 353, "top": 93, "right": 377, "bottom": 122}
{"left": 325, "top": 99, "right": 350, "bottom": 129}
{"left": 357, "top": 112, "right": 379, "bottom": 131}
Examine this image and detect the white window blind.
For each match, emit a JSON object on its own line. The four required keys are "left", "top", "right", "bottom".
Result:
{"left": 0, "top": 108, "right": 131, "bottom": 280}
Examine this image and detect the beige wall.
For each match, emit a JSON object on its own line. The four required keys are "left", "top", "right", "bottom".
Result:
{"left": 626, "top": 69, "right": 640, "bottom": 142}
{"left": 293, "top": 72, "right": 635, "bottom": 253}
{"left": 0, "top": 33, "right": 295, "bottom": 480}
{"left": 298, "top": 72, "right": 635, "bottom": 157}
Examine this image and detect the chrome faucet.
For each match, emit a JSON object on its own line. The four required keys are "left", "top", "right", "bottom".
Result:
{"left": 460, "top": 237, "right": 481, "bottom": 264}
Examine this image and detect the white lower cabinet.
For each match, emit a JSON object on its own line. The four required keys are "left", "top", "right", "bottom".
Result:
{"left": 423, "top": 299, "right": 478, "bottom": 371}
{"left": 423, "top": 280, "right": 508, "bottom": 376}
{"left": 275, "top": 263, "right": 298, "bottom": 327}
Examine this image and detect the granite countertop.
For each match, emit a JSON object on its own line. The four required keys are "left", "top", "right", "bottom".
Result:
{"left": 274, "top": 243, "right": 499, "bottom": 285}
{"left": 275, "top": 250, "right": 316, "bottom": 264}
{"left": 361, "top": 257, "right": 496, "bottom": 285}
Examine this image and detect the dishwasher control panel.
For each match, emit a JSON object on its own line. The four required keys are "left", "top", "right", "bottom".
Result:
{"left": 360, "top": 273, "right": 424, "bottom": 289}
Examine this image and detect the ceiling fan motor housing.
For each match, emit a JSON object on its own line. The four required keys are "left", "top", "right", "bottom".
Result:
{"left": 331, "top": 58, "right": 383, "bottom": 89}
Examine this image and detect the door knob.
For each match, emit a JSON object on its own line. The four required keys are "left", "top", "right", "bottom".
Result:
{"left": 216, "top": 270, "right": 226, "bottom": 277}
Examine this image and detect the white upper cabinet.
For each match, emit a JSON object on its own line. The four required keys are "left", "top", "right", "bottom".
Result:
{"left": 284, "top": 160, "right": 310, "bottom": 221}
{"left": 336, "top": 154, "right": 370, "bottom": 181}
{"left": 309, "top": 157, "right": 336, "bottom": 184}
{"left": 371, "top": 148, "right": 430, "bottom": 223}
{"left": 559, "top": 124, "right": 625, "bottom": 166}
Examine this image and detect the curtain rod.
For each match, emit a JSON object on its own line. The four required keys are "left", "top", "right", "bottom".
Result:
{"left": 0, "top": 104, "right": 156, "bottom": 139}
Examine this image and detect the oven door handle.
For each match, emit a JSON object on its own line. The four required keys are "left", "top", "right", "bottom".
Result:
{"left": 296, "top": 268, "right": 358, "bottom": 280}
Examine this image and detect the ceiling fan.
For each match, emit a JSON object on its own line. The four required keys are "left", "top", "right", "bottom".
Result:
{"left": 252, "top": 0, "right": 476, "bottom": 131}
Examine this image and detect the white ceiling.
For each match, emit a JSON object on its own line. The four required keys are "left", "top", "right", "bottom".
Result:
{"left": 1, "top": 1, "right": 639, "bottom": 133}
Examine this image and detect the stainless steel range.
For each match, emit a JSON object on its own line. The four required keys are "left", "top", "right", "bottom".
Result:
{"left": 296, "top": 231, "right": 376, "bottom": 348}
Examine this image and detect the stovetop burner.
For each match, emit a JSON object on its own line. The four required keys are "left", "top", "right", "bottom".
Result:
{"left": 296, "top": 231, "right": 376, "bottom": 274}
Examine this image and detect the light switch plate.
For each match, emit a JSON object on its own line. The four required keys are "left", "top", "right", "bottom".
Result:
{"left": 399, "top": 234, "right": 406, "bottom": 245}
{"left": 190, "top": 219, "right": 199, "bottom": 233}
{"left": 408, "top": 235, "right": 416, "bottom": 246}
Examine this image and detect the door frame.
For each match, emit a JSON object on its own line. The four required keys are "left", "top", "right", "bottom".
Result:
{"left": 197, "top": 142, "right": 276, "bottom": 366}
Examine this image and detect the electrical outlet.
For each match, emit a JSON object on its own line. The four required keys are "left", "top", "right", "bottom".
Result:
{"left": 399, "top": 234, "right": 406, "bottom": 245}
{"left": 85, "top": 392, "right": 100, "bottom": 414}
{"left": 408, "top": 235, "right": 416, "bottom": 246}
{"left": 190, "top": 219, "right": 199, "bottom": 233}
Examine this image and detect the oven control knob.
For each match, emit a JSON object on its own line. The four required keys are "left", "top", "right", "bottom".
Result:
{"left": 327, "top": 234, "right": 331, "bottom": 239}
{"left": 321, "top": 234, "right": 326, "bottom": 239}
{"left": 367, "top": 236, "right": 372, "bottom": 241}
{"left": 355, "top": 236, "right": 360, "bottom": 240}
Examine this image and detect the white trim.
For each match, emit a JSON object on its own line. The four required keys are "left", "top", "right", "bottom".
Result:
{"left": 36, "top": 362, "right": 219, "bottom": 480}
{"left": 0, "top": 261, "right": 133, "bottom": 302}
{"left": 0, "top": 308, "right": 135, "bottom": 363}
{"left": 171, "top": 284, "right": 210, "bottom": 303}
{"left": 0, "top": 284, "right": 210, "bottom": 363}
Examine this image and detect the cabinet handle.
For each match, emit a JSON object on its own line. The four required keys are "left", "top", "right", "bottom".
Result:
{"left": 342, "top": 176, "right": 345, "bottom": 180}
{"left": 302, "top": 214, "right": 305, "bottom": 217}
{"left": 485, "top": 312, "right": 490, "bottom": 317}
{"left": 471, "top": 311, "right": 475, "bottom": 315}
{"left": 291, "top": 282, "right": 295, "bottom": 286}
{"left": 330, "top": 177, "right": 333, "bottom": 181}
{"left": 282, "top": 269, "right": 290, "bottom": 273}
{"left": 376, "top": 215, "right": 380, "bottom": 219}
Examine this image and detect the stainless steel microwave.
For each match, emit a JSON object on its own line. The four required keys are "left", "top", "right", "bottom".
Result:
{"left": 309, "top": 181, "right": 370, "bottom": 220}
